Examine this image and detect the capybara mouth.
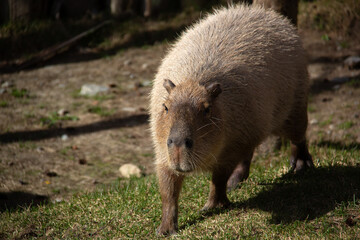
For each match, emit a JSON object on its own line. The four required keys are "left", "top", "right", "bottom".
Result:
{"left": 174, "top": 167, "right": 193, "bottom": 173}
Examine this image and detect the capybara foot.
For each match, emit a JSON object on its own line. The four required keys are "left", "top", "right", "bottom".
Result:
{"left": 156, "top": 224, "right": 178, "bottom": 236}
{"left": 290, "top": 141, "right": 314, "bottom": 172}
{"left": 201, "top": 197, "right": 230, "bottom": 212}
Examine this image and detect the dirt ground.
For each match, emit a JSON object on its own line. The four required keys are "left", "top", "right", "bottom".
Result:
{"left": 0, "top": 26, "right": 359, "bottom": 210}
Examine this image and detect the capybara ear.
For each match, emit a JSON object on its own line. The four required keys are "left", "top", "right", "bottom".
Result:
{"left": 163, "top": 79, "right": 176, "bottom": 94}
{"left": 205, "top": 82, "right": 222, "bottom": 100}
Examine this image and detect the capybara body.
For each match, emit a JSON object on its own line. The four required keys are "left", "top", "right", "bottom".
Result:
{"left": 150, "top": 4, "right": 313, "bottom": 235}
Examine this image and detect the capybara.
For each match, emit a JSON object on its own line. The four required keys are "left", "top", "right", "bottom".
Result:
{"left": 149, "top": 4, "right": 313, "bottom": 235}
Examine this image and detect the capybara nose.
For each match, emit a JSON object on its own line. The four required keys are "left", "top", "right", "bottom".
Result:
{"left": 167, "top": 137, "right": 193, "bottom": 149}
{"left": 184, "top": 138, "right": 193, "bottom": 149}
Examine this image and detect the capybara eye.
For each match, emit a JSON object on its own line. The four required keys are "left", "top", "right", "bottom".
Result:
{"left": 163, "top": 104, "right": 168, "bottom": 113}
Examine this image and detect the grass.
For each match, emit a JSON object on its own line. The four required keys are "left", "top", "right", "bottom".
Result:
{"left": 40, "top": 112, "right": 79, "bottom": 128}
{"left": 338, "top": 121, "right": 354, "bottom": 130}
{"left": 319, "top": 115, "right": 333, "bottom": 127}
{"left": 11, "top": 88, "right": 29, "bottom": 98}
{"left": 0, "top": 100, "right": 8, "bottom": 107}
{"left": 1, "top": 144, "right": 359, "bottom": 239}
{"left": 88, "top": 106, "right": 114, "bottom": 117}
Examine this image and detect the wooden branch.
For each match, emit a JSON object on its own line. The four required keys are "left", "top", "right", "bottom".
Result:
{"left": 18, "top": 20, "right": 112, "bottom": 70}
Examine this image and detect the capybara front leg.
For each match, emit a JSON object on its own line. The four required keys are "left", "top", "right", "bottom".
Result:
{"left": 156, "top": 166, "right": 184, "bottom": 236}
{"left": 290, "top": 140, "right": 314, "bottom": 172}
{"left": 202, "top": 168, "right": 232, "bottom": 211}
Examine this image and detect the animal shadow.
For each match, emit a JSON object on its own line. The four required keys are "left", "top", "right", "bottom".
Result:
{"left": 181, "top": 165, "right": 360, "bottom": 230}
{"left": 244, "top": 166, "right": 360, "bottom": 224}
{"left": 0, "top": 191, "right": 49, "bottom": 212}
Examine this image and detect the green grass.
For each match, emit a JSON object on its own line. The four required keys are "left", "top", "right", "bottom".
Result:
{"left": 1, "top": 144, "right": 359, "bottom": 239}
{"left": 40, "top": 112, "right": 79, "bottom": 127}
{"left": 307, "top": 104, "right": 316, "bottom": 113}
{"left": 319, "top": 115, "right": 333, "bottom": 127}
{"left": 338, "top": 121, "right": 354, "bottom": 130}
{"left": 11, "top": 88, "right": 29, "bottom": 98}
{"left": 0, "top": 100, "right": 8, "bottom": 107}
{"left": 88, "top": 106, "right": 114, "bottom": 117}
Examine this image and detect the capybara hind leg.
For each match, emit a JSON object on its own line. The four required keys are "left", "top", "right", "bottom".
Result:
{"left": 284, "top": 103, "right": 314, "bottom": 172}
{"left": 226, "top": 150, "right": 253, "bottom": 191}
{"left": 290, "top": 140, "right": 314, "bottom": 172}
{"left": 156, "top": 165, "right": 185, "bottom": 236}
{"left": 202, "top": 167, "right": 232, "bottom": 211}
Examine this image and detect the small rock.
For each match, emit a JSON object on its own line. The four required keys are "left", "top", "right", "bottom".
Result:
{"left": 80, "top": 84, "right": 109, "bottom": 96}
{"left": 141, "top": 63, "right": 149, "bottom": 70}
{"left": 61, "top": 134, "right": 68, "bottom": 141}
{"left": 344, "top": 56, "right": 360, "bottom": 70}
{"left": 1, "top": 81, "right": 13, "bottom": 88}
{"left": 310, "top": 119, "right": 318, "bottom": 125}
{"left": 119, "top": 164, "right": 142, "bottom": 178}
{"left": 124, "top": 60, "right": 132, "bottom": 66}
{"left": 36, "top": 147, "right": 45, "bottom": 152}
{"left": 142, "top": 80, "right": 152, "bottom": 87}
{"left": 0, "top": 88, "right": 5, "bottom": 94}
{"left": 329, "top": 124, "right": 335, "bottom": 130}
{"left": 57, "top": 109, "right": 69, "bottom": 116}
{"left": 129, "top": 74, "right": 135, "bottom": 79}
{"left": 122, "top": 107, "right": 137, "bottom": 112}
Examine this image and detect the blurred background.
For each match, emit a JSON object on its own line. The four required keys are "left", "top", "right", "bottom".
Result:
{"left": 0, "top": 0, "right": 359, "bottom": 209}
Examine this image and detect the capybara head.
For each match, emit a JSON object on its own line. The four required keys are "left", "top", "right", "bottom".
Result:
{"left": 155, "top": 79, "right": 224, "bottom": 173}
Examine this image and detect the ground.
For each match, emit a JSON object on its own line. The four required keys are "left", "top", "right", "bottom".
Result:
{"left": 0, "top": 21, "right": 359, "bottom": 211}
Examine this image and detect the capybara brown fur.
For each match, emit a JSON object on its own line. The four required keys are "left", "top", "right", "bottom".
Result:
{"left": 149, "top": 4, "right": 313, "bottom": 235}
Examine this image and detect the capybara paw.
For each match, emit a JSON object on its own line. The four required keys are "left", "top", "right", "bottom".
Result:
{"left": 290, "top": 156, "right": 314, "bottom": 173}
{"left": 156, "top": 225, "right": 177, "bottom": 236}
{"left": 201, "top": 198, "right": 230, "bottom": 212}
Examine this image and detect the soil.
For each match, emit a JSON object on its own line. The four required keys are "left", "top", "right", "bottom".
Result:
{"left": 0, "top": 24, "right": 359, "bottom": 210}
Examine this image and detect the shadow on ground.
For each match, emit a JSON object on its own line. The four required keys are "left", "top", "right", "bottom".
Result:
{"left": 0, "top": 191, "right": 49, "bottom": 212}
{"left": 182, "top": 165, "right": 360, "bottom": 229}
{"left": 244, "top": 165, "right": 360, "bottom": 224}
{"left": 0, "top": 113, "right": 148, "bottom": 143}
